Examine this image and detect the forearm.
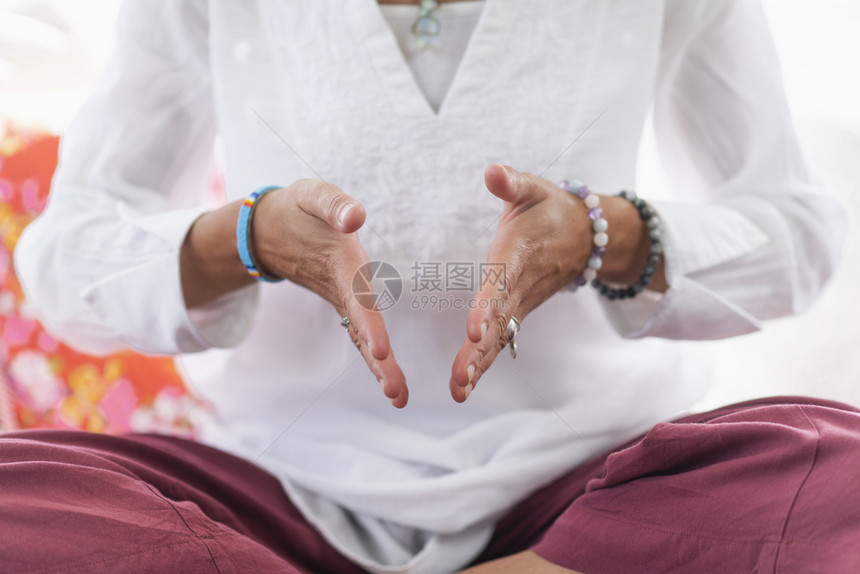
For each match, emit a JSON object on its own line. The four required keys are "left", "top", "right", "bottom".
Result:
{"left": 598, "top": 196, "right": 668, "bottom": 293}
{"left": 180, "top": 200, "right": 256, "bottom": 309}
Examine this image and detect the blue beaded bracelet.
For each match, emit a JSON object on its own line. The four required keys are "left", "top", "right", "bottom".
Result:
{"left": 237, "top": 185, "right": 284, "bottom": 283}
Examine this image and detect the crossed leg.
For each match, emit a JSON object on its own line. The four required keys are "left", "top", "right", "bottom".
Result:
{"left": 3, "top": 397, "right": 859, "bottom": 573}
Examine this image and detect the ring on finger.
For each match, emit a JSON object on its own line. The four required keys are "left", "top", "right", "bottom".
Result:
{"left": 341, "top": 316, "right": 350, "bottom": 329}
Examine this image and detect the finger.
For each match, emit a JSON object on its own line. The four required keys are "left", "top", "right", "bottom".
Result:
{"left": 465, "top": 253, "right": 511, "bottom": 344}
{"left": 449, "top": 329, "right": 504, "bottom": 404}
{"left": 366, "top": 343, "right": 408, "bottom": 408}
{"left": 484, "top": 163, "right": 548, "bottom": 206}
{"left": 373, "top": 348, "right": 408, "bottom": 407}
{"left": 451, "top": 308, "right": 510, "bottom": 390}
{"left": 452, "top": 237, "right": 530, "bottom": 392}
{"left": 450, "top": 297, "right": 529, "bottom": 404}
{"left": 344, "top": 290, "right": 392, "bottom": 362}
{"left": 465, "top": 234, "right": 529, "bottom": 343}
{"left": 391, "top": 376, "right": 409, "bottom": 409}
{"left": 464, "top": 254, "right": 556, "bottom": 352}
{"left": 451, "top": 288, "right": 522, "bottom": 397}
{"left": 338, "top": 303, "right": 409, "bottom": 408}
{"left": 337, "top": 249, "right": 408, "bottom": 406}
{"left": 294, "top": 179, "right": 366, "bottom": 233}
{"left": 339, "top": 253, "right": 393, "bottom": 362}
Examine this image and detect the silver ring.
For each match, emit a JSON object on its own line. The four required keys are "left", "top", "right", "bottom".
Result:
{"left": 506, "top": 316, "right": 520, "bottom": 359}
{"left": 341, "top": 316, "right": 350, "bottom": 329}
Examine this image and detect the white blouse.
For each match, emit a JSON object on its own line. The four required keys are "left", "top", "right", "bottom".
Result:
{"left": 15, "top": 1, "right": 847, "bottom": 573}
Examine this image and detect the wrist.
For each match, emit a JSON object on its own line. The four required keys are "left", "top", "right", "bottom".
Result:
{"left": 181, "top": 201, "right": 256, "bottom": 309}
{"left": 597, "top": 196, "right": 644, "bottom": 281}
{"left": 248, "top": 188, "right": 285, "bottom": 280}
{"left": 597, "top": 195, "right": 668, "bottom": 293}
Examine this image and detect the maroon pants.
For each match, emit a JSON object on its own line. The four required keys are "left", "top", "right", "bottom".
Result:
{"left": 2, "top": 397, "right": 859, "bottom": 573}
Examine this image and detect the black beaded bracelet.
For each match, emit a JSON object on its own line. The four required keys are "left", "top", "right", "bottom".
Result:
{"left": 591, "top": 190, "right": 663, "bottom": 300}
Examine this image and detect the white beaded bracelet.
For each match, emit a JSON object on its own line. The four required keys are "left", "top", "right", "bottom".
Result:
{"left": 559, "top": 180, "right": 608, "bottom": 292}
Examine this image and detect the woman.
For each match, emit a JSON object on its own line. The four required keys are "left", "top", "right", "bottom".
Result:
{"left": 6, "top": 0, "right": 857, "bottom": 572}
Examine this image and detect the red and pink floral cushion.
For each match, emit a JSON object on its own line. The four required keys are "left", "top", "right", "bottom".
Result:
{"left": 0, "top": 124, "right": 199, "bottom": 436}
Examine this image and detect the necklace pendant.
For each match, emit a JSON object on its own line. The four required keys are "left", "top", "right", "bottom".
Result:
{"left": 411, "top": 15, "right": 441, "bottom": 37}
{"left": 411, "top": 0, "right": 441, "bottom": 48}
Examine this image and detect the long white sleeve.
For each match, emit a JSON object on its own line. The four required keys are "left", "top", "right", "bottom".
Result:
{"left": 601, "top": 0, "right": 848, "bottom": 340}
{"left": 14, "top": 0, "right": 258, "bottom": 356}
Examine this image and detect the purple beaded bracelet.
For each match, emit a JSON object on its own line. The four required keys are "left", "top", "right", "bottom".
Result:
{"left": 559, "top": 179, "right": 609, "bottom": 292}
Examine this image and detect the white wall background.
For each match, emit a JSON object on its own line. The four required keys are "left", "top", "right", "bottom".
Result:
{"left": 688, "top": 0, "right": 860, "bottom": 409}
{"left": 1, "top": 0, "right": 859, "bottom": 409}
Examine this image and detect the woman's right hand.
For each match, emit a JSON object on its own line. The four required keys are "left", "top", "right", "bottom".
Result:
{"left": 252, "top": 180, "right": 408, "bottom": 408}
{"left": 180, "top": 179, "right": 408, "bottom": 408}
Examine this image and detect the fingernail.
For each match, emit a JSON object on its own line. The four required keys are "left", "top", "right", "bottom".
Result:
{"left": 466, "top": 364, "right": 475, "bottom": 385}
{"left": 480, "top": 321, "right": 488, "bottom": 338}
{"left": 338, "top": 204, "right": 354, "bottom": 227}
{"left": 464, "top": 383, "right": 474, "bottom": 399}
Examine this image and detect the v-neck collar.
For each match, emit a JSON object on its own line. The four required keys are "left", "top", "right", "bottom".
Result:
{"left": 352, "top": 0, "right": 502, "bottom": 119}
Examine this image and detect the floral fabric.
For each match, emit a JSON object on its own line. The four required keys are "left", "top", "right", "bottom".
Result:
{"left": 0, "top": 124, "right": 198, "bottom": 435}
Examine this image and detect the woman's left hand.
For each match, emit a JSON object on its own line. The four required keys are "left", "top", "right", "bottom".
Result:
{"left": 448, "top": 164, "right": 594, "bottom": 402}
